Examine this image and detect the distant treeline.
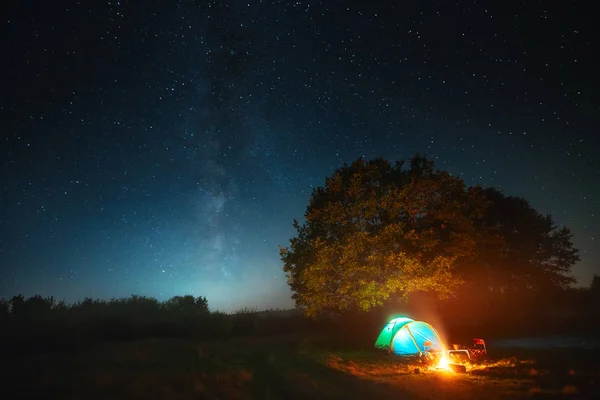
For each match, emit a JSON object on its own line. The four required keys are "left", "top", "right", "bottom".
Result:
{"left": 0, "top": 294, "right": 313, "bottom": 355}
{"left": 2, "top": 281, "right": 599, "bottom": 356}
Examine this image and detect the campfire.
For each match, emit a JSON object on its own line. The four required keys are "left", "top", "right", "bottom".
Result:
{"left": 431, "top": 347, "right": 468, "bottom": 373}
{"left": 436, "top": 352, "right": 451, "bottom": 371}
{"left": 430, "top": 338, "right": 488, "bottom": 373}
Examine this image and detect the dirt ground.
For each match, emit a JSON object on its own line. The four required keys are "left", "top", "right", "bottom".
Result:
{"left": 6, "top": 334, "right": 600, "bottom": 399}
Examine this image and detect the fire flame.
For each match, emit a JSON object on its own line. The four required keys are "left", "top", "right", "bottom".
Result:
{"left": 435, "top": 350, "right": 452, "bottom": 372}
{"left": 438, "top": 354, "right": 449, "bottom": 369}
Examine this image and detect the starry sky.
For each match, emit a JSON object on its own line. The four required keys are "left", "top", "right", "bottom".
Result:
{"left": 1, "top": 0, "right": 598, "bottom": 311}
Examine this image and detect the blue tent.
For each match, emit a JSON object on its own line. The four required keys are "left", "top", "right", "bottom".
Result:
{"left": 374, "top": 317, "right": 444, "bottom": 355}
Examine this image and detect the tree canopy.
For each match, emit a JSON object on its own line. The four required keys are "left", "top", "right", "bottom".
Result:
{"left": 470, "top": 188, "right": 579, "bottom": 293}
{"left": 280, "top": 155, "right": 579, "bottom": 317}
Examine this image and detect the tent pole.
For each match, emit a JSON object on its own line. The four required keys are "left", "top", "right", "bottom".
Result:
{"left": 405, "top": 325, "right": 422, "bottom": 356}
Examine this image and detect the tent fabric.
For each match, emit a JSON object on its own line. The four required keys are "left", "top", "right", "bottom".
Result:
{"left": 373, "top": 317, "right": 413, "bottom": 349}
{"left": 374, "top": 317, "right": 444, "bottom": 355}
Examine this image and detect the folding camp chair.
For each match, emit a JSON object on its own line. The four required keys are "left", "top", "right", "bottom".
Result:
{"left": 467, "top": 338, "right": 487, "bottom": 358}
{"left": 423, "top": 341, "right": 433, "bottom": 352}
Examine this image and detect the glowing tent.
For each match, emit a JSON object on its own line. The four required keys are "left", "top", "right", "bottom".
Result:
{"left": 374, "top": 317, "right": 444, "bottom": 355}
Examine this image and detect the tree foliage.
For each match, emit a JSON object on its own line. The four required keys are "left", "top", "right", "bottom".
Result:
{"left": 281, "top": 155, "right": 490, "bottom": 317}
{"left": 164, "top": 295, "right": 209, "bottom": 314}
{"left": 280, "top": 155, "right": 579, "bottom": 317}
{"left": 469, "top": 188, "right": 579, "bottom": 293}
{"left": 589, "top": 275, "right": 600, "bottom": 296}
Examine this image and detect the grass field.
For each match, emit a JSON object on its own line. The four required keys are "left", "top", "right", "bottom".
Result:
{"left": 6, "top": 333, "right": 599, "bottom": 399}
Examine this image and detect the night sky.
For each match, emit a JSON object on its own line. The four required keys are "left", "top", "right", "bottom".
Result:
{"left": 1, "top": 1, "right": 598, "bottom": 311}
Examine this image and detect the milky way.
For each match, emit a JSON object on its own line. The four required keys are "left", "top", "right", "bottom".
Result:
{"left": 1, "top": 1, "right": 598, "bottom": 311}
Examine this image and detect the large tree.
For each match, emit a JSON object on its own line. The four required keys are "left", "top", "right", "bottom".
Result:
{"left": 280, "top": 155, "right": 579, "bottom": 317}
{"left": 280, "top": 155, "right": 492, "bottom": 317}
